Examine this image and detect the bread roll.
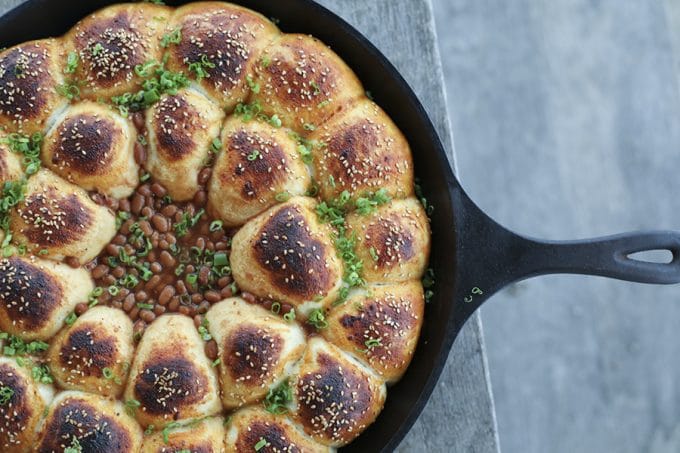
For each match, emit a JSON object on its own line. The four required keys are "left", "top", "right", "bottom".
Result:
{"left": 0, "top": 357, "right": 47, "bottom": 452}
{"left": 63, "top": 3, "right": 171, "bottom": 99}
{"left": 47, "top": 306, "right": 134, "bottom": 397}
{"left": 323, "top": 282, "right": 424, "bottom": 383}
{"left": 36, "top": 390, "right": 143, "bottom": 452}
{"left": 226, "top": 406, "right": 330, "bottom": 453}
{"left": 345, "top": 197, "right": 429, "bottom": 283}
{"left": 0, "top": 39, "right": 66, "bottom": 134}
{"left": 230, "top": 197, "right": 342, "bottom": 311}
{"left": 140, "top": 415, "right": 225, "bottom": 453}
{"left": 43, "top": 101, "right": 139, "bottom": 198}
{"left": 208, "top": 115, "right": 311, "bottom": 227}
{"left": 165, "top": 1, "right": 279, "bottom": 110}
{"left": 9, "top": 169, "right": 116, "bottom": 264}
{"left": 291, "top": 337, "right": 386, "bottom": 447}
{"left": 251, "top": 34, "right": 363, "bottom": 134}
{"left": 124, "top": 314, "right": 221, "bottom": 427}
{"left": 145, "top": 88, "right": 224, "bottom": 201}
{"left": 309, "top": 98, "right": 413, "bottom": 202}
{"left": 0, "top": 142, "right": 23, "bottom": 183}
{"left": 0, "top": 256, "right": 93, "bottom": 341}
{"left": 204, "top": 297, "right": 306, "bottom": 409}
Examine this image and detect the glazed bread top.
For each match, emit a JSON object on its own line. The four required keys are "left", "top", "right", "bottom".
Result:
{"left": 0, "top": 1, "right": 431, "bottom": 451}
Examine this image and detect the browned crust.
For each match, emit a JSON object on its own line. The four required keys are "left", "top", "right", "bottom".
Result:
{"left": 38, "top": 396, "right": 134, "bottom": 452}
{"left": 57, "top": 324, "right": 118, "bottom": 378}
{"left": 362, "top": 214, "right": 416, "bottom": 268}
{"left": 18, "top": 188, "right": 93, "bottom": 247}
{"left": 336, "top": 285, "right": 423, "bottom": 379}
{"left": 151, "top": 93, "right": 200, "bottom": 161}
{"left": 0, "top": 40, "right": 59, "bottom": 129}
{"left": 73, "top": 9, "right": 151, "bottom": 90}
{"left": 50, "top": 113, "right": 118, "bottom": 175}
{"left": 253, "top": 204, "right": 333, "bottom": 300}
{"left": 221, "top": 126, "right": 289, "bottom": 199}
{"left": 0, "top": 257, "right": 63, "bottom": 331}
{"left": 235, "top": 420, "right": 299, "bottom": 453}
{"left": 295, "top": 352, "right": 376, "bottom": 444}
{"left": 223, "top": 325, "right": 282, "bottom": 387}
{"left": 168, "top": 3, "right": 278, "bottom": 104}
{"left": 0, "top": 363, "right": 34, "bottom": 450}
{"left": 133, "top": 353, "right": 208, "bottom": 417}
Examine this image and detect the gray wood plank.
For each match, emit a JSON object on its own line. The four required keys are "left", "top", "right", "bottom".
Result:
{"left": 433, "top": 0, "right": 680, "bottom": 452}
{"left": 0, "top": 0, "right": 500, "bottom": 451}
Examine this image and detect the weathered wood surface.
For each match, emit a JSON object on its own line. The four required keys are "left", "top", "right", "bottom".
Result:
{"left": 0, "top": 0, "right": 500, "bottom": 451}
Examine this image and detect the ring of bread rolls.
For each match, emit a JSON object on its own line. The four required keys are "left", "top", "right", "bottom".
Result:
{"left": 0, "top": 2, "right": 431, "bottom": 451}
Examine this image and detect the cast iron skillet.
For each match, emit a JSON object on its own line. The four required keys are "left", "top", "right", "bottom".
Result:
{"left": 1, "top": 0, "right": 679, "bottom": 451}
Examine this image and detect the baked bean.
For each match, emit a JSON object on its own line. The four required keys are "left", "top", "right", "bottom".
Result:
{"left": 154, "top": 305, "right": 166, "bottom": 316}
{"left": 74, "top": 303, "right": 88, "bottom": 316}
{"left": 140, "top": 310, "right": 156, "bottom": 323}
{"left": 198, "top": 167, "right": 212, "bottom": 185}
{"left": 161, "top": 205, "right": 178, "bottom": 217}
{"left": 139, "top": 220, "right": 153, "bottom": 236}
{"left": 134, "top": 142, "right": 146, "bottom": 165}
{"left": 158, "top": 285, "right": 175, "bottom": 305}
{"left": 151, "top": 214, "right": 169, "bottom": 233}
{"left": 198, "top": 266, "right": 210, "bottom": 286}
{"left": 132, "top": 112, "right": 145, "bottom": 130}
{"left": 220, "top": 286, "right": 233, "bottom": 298}
{"left": 131, "top": 194, "right": 144, "bottom": 214}
{"left": 91, "top": 265, "right": 109, "bottom": 280}
{"left": 112, "top": 234, "right": 126, "bottom": 246}
{"left": 151, "top": 183, "right": 167, "bottom": 197}
{"left": 140, "top": 207, "right": 153, "bottom": 219}
{"left": 205, "top": 291, "right": 221, "bottom": 303}
{"left": 205, "top": 340, "right": 218, "bottom": 361}
{"left": 129, "top": 307, "right": 140, "bottom": 321}
{"left": 193, "top": 190, "right": 207, "bottom": 207}
{"left": 135, "top": 291, "right": 148, "bottom": 302}
{"left": 242, "top": 292, "right": 256, "bottom": 303}
{"left": 145, "top": 275, "right": 162, "bottom": 291}
{"left": 168, "top": 297, "right": 180, "bottom": 311}
{"left": 123, "top": 294, "right": 136, "bottom": 312}
{"left": 138, "top": 184, "right": 152, "bottom": 197}
{"left": 178, "top": 305, "right": 190, "bottom": 316}
{"left": 150, "top": 262, "right": 162, "bottom": 273}
{"left": 65, "top": 256, "right": 80, "bottom": 268}
{"left": 133, "top": 320, "right": 146, "bottom": 340}
{"left": 112, "top": 266, "right": 125, "bottom": 279}
{"left": 159, "top": 251, "right": 176, "bottom": 267}
{"left": 119, "top": 199, "right": 130, "bottom": 212}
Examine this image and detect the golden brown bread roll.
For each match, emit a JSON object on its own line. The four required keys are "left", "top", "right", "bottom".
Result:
{"left": 0, "top": 256, "right": 93, "bottom": 341}
{"left": 124, "top": 314, "right": 221, "bottom": 427}
{"left": 164, "top": 1, "right": 279, "bottom": 110}
{"left": 308, "top": 98, "right": 414, "bottom": 202}
{"left": 9, "top": 169, "right": 117, "bottom": 264}
{"left": 0, "top": 142, "right": 23, "bottom": 183}
{"left": 291, "top": 337, "right": 386, "bottom": 447}
{"left": 47, "top": 306, "right": 135, "bottom": 397}
{"left": 208, "top": 115, "right": 311, "bottom": 227}
{"left": 42, "top": 101, "right": 139, "bottom": 198}
{"left": 204, "top": 297, "right": 306, "bottom": 409}
{"left": 0, "top": 357, "right": 47, "bottom": 452}
{"left": 225, "top": 406, "right": 331, "bottom": 453}
{"left": 63, "top": 3, "right": 171, "bottom": 99}
{"left": 230, "top": 197, "right": 343, "bottom": 312}
{"left": 345, "top": 197, "right": 430, "bottom": 283}
{"left": 0, "top": 39, "right": 66, "bottom": 134}
{"left": 36, "top": 390, "right": 143, "bottom": 452}
{"left": 145, "top": 88, "right": 224, "bottom": 201}
{"left": 251, "top": 34, "right": 364, "bottom": 134}
{"left": 323, "top": 282, "right": 424, "bottom": 383}
{"left": 140, "top": 415, "right": 225, "bottom": 453}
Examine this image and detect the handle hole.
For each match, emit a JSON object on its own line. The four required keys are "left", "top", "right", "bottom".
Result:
{"left": 627, "top": 249, "right": 674, "bottom": 264}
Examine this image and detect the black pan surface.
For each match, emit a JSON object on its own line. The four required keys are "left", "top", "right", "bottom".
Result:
{"left": 1, "top": 1, "right": 679, "bottom": 452}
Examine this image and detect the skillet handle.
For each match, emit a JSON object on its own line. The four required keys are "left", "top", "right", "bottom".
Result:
{"left": 450, "top": 187, "right": 680, "bottom": 329}
{"left": 518, "top": 231, "right": 680, "bottom": 284}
